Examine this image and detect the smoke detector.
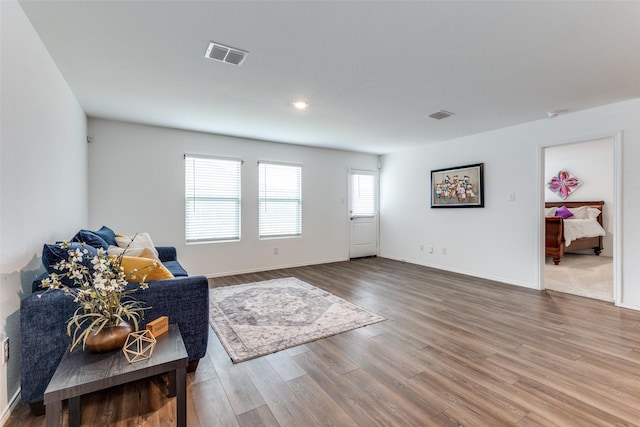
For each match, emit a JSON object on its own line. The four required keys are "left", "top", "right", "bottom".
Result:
{"left": 546, "top": 109, "right": 568, "bottom": 118}
{"left": 428, "top": 110, "right": 455, "bottom": 120}
{"left": 204, "top": 42, "right": 248, "bottom": 66}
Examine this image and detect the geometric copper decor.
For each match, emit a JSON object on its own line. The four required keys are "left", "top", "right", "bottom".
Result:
{"left": 122, "top": 329, "right": 156, "bottom": 363}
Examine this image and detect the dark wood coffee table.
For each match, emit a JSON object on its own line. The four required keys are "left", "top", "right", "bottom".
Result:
{"left": 44, "top": 324, "right": 188, "bottom": 427}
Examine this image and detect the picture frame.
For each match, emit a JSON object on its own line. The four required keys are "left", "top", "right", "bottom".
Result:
{"left": 431, "top": 163, "right": 484, "bottom": 208}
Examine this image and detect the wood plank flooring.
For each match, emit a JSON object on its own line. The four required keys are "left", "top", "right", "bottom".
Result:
{"left": 6, "top": 257, "right": 640, "bottom": 426}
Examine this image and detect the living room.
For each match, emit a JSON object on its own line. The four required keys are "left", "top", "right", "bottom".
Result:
{"left": 2, "top": 0, "right": 640, "bottom": 425}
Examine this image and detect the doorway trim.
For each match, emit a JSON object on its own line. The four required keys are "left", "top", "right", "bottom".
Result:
{"left": 348, "top": 168, "right": 379, "bottom": 258}
{"left": 537, "top": 131, "right": 622, "bottom": 306}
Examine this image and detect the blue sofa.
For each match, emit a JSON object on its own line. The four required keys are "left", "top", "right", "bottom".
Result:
{"left": 20, "top": 229, "right": 209, "bottom": 415}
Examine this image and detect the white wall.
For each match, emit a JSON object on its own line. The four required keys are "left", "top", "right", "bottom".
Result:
{"left": 545, "top": 138, "right": 614, "bottom": 256}
{"left": 87, "top": 119, "right": 378, "bottom": 277}
{"left": 0, "top": 0, "right": 87, "bottom": 420}
{"left": 380, "top": 98, "right": 640, "bottom": 310}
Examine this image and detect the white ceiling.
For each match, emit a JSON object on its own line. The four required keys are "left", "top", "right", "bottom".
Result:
{"left": 18, "top": 1, "right": 640, "bottom": 154}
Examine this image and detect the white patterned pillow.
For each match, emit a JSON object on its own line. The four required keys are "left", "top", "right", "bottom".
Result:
{"left": 107, "top": 245, "right": 159, "bottom": 260}
{"left": 569, "top": 206, "right": 601, "bottom": 220}
{"left": 115, "top": 232, "right": 159, "bottom": 258}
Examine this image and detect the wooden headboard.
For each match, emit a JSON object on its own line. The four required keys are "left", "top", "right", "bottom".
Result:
{"left": 545, "top": 200, "right": 604, "bottom": 226}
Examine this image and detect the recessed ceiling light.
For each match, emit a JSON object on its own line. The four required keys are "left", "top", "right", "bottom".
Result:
{"left": 293, "top": 101, "right": 309, "bottom": 110}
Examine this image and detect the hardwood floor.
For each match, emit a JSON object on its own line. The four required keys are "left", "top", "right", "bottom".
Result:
{"left": 6, "top": 257, "right": 640, "bottom": 426}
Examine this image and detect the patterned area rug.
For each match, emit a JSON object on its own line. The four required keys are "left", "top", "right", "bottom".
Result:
{"left": 209, "top": 277, "right": 385, "bottom": 363}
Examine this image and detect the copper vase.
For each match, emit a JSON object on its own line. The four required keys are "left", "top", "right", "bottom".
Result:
{"left": 85, "top": 322, "right": 133, "bottom": 353}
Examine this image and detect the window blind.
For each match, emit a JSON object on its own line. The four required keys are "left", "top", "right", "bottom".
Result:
{"left": 185, "top": 155, "right": 241, "bottom": 243}
{"left": 351, "top": 173, "right": 376, "bottom": 216}
{"left": 259, "top": 162, "right": 302, "bottom": 238}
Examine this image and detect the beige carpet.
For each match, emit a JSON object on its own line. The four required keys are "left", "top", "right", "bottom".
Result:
{"left": 545, "top": 253, "right": 613, "bottom": 302}
{"left": 209, "top": 277, "right": 385, "bottom": 363}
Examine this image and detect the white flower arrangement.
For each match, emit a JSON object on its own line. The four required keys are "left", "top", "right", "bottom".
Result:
{"left": 40, "top": 241, "right": 153, "bottom": 351}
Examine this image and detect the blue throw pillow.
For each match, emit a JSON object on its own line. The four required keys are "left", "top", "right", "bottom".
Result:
{"left": 93, "top": 226, "right": 118, "bottom": 247}
{"left": 41, "top": 243, "right": 98, "bottom": 288}
{"left": 71, "top": 229, "right": 109, "bottom": 250}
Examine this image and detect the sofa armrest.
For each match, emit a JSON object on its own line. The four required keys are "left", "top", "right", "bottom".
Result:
{"left": 156, "top": 246, "right": 177, "bottom": 263}
{"left": 20, "top": 290, "right": 75, "bottom": 405}
{"left": 129, "top": 275, "right": 209, "bottom": 363}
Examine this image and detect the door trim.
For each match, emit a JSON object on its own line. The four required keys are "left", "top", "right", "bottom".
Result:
{"left": 348, "top": 168, "right": 379, "bottom": 258}
{"left": 537, "top": 131, "right": 622, "bottom": 306}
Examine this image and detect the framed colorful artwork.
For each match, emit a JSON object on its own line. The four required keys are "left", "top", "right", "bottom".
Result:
{"left": 547, "top": 169, "right": 582, "bottom": 200}
{"left": 431, "top": 163, "right": 484, "bottom": 208}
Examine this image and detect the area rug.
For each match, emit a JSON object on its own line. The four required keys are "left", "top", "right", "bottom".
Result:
{"left": 209, "top": 277, "right": 385, "bottom": 363}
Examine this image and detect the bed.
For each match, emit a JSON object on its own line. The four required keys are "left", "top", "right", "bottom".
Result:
{"left": 545, "top": 200, "right": 605, "bottom": 265}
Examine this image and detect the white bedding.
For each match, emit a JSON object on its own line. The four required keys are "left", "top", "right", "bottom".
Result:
{"left": 563, "top": 218, "right": 606, "bottom": 247}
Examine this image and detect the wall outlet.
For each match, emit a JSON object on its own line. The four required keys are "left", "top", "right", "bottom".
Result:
{"left": 428, "top": 246, "right": 434, "bottom": 254}
{"left": 2, "top": 338, "right": 8, "bottom": 365}
{"left": 442, "top": 248, "right": 447, "bottom": 255}
{"left": 273, "top": 247, "right": 279, "bottom": 255}
{"left": 420, "top": 244, "right": 424, "bottom": 251}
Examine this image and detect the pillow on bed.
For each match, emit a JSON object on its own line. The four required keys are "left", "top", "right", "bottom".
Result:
{"left": 570, "top": 206, "right": 601, "bottom": 220}
{"left": 587, "top": 207, "right": 602, "bottom": 219}
{"left": 555, "top": 205, "right": 573, "bottom": 219}
{"left": 544, "top": 207, "right": 557, "bottom": 217}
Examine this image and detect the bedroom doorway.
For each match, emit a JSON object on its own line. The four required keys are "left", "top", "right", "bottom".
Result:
{"left": 542, "top": 137, "right": 616, "bottom": 302}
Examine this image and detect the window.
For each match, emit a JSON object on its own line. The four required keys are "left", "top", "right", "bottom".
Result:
{"left": 185, "top": 155, "right": 241, "bottom": 243}
{"left": 259, "top": 162, "right": 302, "bottom": 238}
{"left": 351, "top": 173, "right": 376, "bottom": 217}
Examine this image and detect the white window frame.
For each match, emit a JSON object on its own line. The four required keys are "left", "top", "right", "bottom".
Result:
{"left": 350, "top": 171, "right": 377, "bottom": 218}
{"left": 185, "top": 154, "right": 242, "bottom": 244}
{"left": 258, "top": 161, "right": 302, "bottom": 239}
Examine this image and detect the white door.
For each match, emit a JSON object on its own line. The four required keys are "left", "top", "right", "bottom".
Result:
{"left": 349, "top": 170, "right": 378, "bottom": 258}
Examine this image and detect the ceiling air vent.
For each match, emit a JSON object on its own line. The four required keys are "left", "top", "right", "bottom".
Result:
{"left": 428, "top": 110, "right": 455, "bottom": 120}
{"left": 204, "top": 41, "right": 248, "bottom": 66}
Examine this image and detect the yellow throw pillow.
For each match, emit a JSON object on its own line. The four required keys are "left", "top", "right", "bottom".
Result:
{"left": 112, "top": 255, "right": 174, "bottom": 283}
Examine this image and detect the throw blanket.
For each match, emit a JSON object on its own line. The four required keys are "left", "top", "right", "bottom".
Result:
{"left": 563, "top": 218, "right": 606, "bottom": 247}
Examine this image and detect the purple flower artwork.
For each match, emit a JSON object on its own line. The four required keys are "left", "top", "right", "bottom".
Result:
{"left": 547, "top": 169, "right": 583, "bottom": 200}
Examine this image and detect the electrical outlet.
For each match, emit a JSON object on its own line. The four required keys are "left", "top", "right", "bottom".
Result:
{"left": 2, "top": 338, "right": 8, "bottom": 365}
{"left": 428, "top": 246, "right": 434, "bottom": 254}
{"left": 442, "top": 248, "right": 447, "bottom": 255}
{"left": 420, "top": 244, "right": 424, "bottom": 251}
{"left": 273, "top": 247, "right": 279, "bottom": 255}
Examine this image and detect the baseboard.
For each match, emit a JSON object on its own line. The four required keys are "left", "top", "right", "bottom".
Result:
{"left": 381, "top": 256, "right": 537, "bottom": 290}
{"left": 204, "top": 254, "right": 543, "bottom": 293}
{"left": 0, "top": 389, "right": 21, "bottom": 426}
{"left": 617, "top": 302, "right": 640, "bottom": 312}
{"left": 433, "top": 264, "right": 536, "bottom": 290}
{"left": 205, "top": 257, "right": 349, "bottom": 278}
